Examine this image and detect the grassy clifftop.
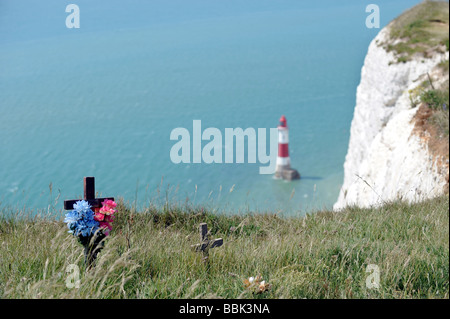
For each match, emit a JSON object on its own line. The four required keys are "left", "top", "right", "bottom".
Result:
{"left": 385, "top": 0, "right": 449, "bottom": 63}
{"left": 0, "top": 196, "right": 448, "bottom": 299}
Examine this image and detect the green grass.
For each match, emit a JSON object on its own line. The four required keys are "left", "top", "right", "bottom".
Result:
{"left": 384, "top": 1, "right": 449, "bottom": 63}
{"left": 420, "top": 85, "right": 449, "bottom": 110}
{"left": 439, "top": 59, "right": 449, "bottom": 73}
{"left": 421, "top": 80, "right": 449, "bottom": 136}
{"left": 0, "top": 195, "right": 448, "bottom": 299}
{"left": 430, "top": 107, "right": 450, "bottom": 136}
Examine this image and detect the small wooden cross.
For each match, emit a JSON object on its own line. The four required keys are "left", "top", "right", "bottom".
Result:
{"left": 191, "top": 223, "right": 223, "bottom": 260}
{"left": 64, "top": 177, "right": 114, "bottom": 211}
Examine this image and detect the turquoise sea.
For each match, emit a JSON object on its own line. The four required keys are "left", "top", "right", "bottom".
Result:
{"left": 0, "top": 0, "right": 421, "bottom": 215}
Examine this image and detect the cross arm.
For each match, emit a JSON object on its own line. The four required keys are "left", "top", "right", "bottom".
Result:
{"left": 210, "top": 238, "right": 223, "bottom": 248}
{"left": 64, "top": 197, "right": 115, "bottom": 210}
{"left": 191, "top": 238, "right": 223, "bottom": 252}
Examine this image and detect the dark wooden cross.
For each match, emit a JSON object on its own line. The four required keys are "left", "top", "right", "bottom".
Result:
{"left": 191, "top": 223, "right": 223, "bottom": 261}
{"left": 64, "top": 177, "right": 114, "bottom": 211}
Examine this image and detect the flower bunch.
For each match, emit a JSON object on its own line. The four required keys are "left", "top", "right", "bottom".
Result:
{"left": 93, "top": 199, "right": 117, "bottom": 236}
{"left": 243, "top": 275, "right": 271, "bottom": 294}
{"left": 64, "top": 200, "right": 99, "bottom": 238}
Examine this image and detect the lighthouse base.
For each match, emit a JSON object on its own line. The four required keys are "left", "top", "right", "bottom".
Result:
{"left": 274, "top": 167, "right": 301, "bottom": 181}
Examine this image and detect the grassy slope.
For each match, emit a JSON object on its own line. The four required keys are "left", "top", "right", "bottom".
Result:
{"left": 0, "top": 196, "right": 448, "bottom": 299}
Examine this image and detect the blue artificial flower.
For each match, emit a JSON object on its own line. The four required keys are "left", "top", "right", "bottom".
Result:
{"left": 73, "top": 200, "right": 91, "bottom": 213}
{"left": 64, "top": 200, "right": 100, "bottom": 238}
{"left": 64, "top": 210, "right": 79, "bottom": 225}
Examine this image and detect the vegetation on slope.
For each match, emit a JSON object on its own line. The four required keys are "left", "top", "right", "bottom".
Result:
{"left": 0, "top": 196, "right": 448, "bottom": 299}
{"left": 391, "top": 1, "right": 450, "bottom": 195}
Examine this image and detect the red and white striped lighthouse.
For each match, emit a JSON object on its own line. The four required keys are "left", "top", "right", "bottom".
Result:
{"left": 275, "top": 115, "right": 300, "bottom": 180}
{"left": 277, "top": 115, "right": 291, "bottom": 169}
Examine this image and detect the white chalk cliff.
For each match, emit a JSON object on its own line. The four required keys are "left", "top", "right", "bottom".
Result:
{"left": 334, "top": 26, "right": 449, "bottom": 210}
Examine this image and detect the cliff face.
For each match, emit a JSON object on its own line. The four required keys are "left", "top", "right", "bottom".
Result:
{"left": 334, "top": 26, "right": 449, "bottom": 210}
